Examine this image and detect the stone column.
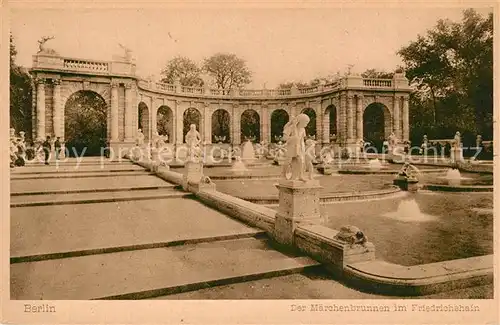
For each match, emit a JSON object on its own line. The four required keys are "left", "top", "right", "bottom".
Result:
{"left": 124, "top": 83, "right": 134, "bottom": 141}
{"left": 339, "top": 94, "right": 347, "bottom": 145}
{"left": 232, "top": 104, "right": 241, "bottom": 145}
{"left": 151, "top": 100, "right": 158, "bottom": 139}
{"left": 322, "top": 103, "right": 329, "bottom": 144}
{"left": 52, "top": 79, "right": 62, "bottom": 139}
{"left": 313, "top": 101, "right": 323, "bottom": 145}
{"left": 260, "top": 104, "right": 269, "bottom": 143}
{"left": 204, "top": 104, "right": 211, "bottom": 144}
{"left": 356, "top": 95, "right": 363, "bottom": 141}
{"left": 393, "top": 95, "right": 401, "bottom": 139}
{"left": 110, "top": 82, "right": 119, "bottom": 141}
{"left": 347, "top": 95, "right": 354, "bottom": 143}
{"left": 402, "top": 96, "right": 409, "bottom": 141}
{"left": 175, "top": 101, "right": 183, "bottom": 145}
{"left": 36, "top": 79, "right": 46, "bottom": 140}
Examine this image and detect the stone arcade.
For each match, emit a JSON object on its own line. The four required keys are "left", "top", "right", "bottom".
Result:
{"left": 30, "top": 50, "right": 412, "bottom": 155}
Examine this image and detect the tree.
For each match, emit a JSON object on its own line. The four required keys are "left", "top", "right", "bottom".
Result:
{"left": 202, "top": 53, "right": 252, "bottom": 94}
{"left": 361, "top": 69, "right": 394, "bottom": 79}
{"left": 160, "top": 56, "right": 204, "bottom": 87}
{"left": 398, "top": 9, "right": 493, "bottom": 140}
{"left": 10, "top": 34, "right": 33, "bottom": 137}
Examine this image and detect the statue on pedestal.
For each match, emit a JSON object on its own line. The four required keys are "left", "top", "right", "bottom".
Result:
{"left": 281, "top": 113, "right": 311, "bottom": 181}
{"left": 136, "top": 129, "right": 145, "bottom": 146}
{"left": 388, "top": 132, "right": 397, "bottom": 153}
{"left": 476, "top": 134, "right": 482, "bottom": 148}
{"left": 453, "top": 131, "right": 461, "bottom": 148}
{"left": 185, "top": 124, "right": 201, "bottom": 162}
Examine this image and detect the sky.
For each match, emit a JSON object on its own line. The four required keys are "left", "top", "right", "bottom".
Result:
{"left": 10, "top": 6, "right": 493, "bottom": 88}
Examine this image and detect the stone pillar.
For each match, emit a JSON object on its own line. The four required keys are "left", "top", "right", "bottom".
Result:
{"left": 151, "top": 101, "right": 158, "bottom": 138}
{"left": 124, "top": 83, "right": 134, "bottom": 141}
{"left": 273, "top": 179, "right": 323, "bottom": 246}
{"left": 356, "top": 95, "right": 363, "bottom": 141}
{"left": 36, "top": 79, "right": 46, "bottom": 140}
{"left": 315, "top": 102, "right": 322, "bottom": 142}
{"left": 347, "top": 95, "right": 354, "bottom": 143}
{"left": 232, "top": 104, "right": 241, "bottom": 145}
{"left": 260, "top": 104, "right": 269, "bottom": 143}
{"left": 175, "top": 101, "right": 183, "bottom": 145}
{"left": 393, "top": 95, "right": 401, "bottom": 139}
{"left": 203, "top": 104, "right": 211, "bottom": 144}
{"left": 339, "top": 94, "right": 347, "bottom": 145}
{"left": 110, "top": 82, "right": 119, "bottom": 141}
{"left": 322, "top": 104, "right": 329, "bottom": 144}
{"left": 402, "top": 96, "right": 409, "bottom": 141}
{"left": 52, "top": 79, "right": 62, "bottom": 139}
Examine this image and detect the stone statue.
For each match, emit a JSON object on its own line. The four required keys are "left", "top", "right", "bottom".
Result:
{"left": 281, "top": 113, "right": 311, "bottom": 181}
{"left": 37, "top": 36, "right": 55, "bottom": 53}
{"left": 304, "top": 139, "right": 316, "bottom": 179}
{"left": 388, "top": 132, "right": 397, "bottom": 152}
{"left": 185, "top": 124, "right": 201, "bottom": 162}
{"left": 397, "top": 162, "right": 419, "bottom": 180}
{"left": 118, "top": 43, "right": 132, "bottom": 61}
{"left": 476, "top": 134, "right": 482, "bottom": 148}
{"left": 453, "top": 131, "right": 461, "bottom": 148}
{"left": 136, "top": 129, "right": 145, "bottom": 146}
{"left": 334, "top": 225, "right": 368, "bottom": 248}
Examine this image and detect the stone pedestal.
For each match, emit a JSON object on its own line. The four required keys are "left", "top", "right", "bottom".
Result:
{"left": 273, "top": 179, "right": 323, "bottom": 246}
{"left": 451, "top": 147, "right": 464, "bottom": 162}
{"left": 182, "top": 161, "right": 204, "bottom": 191}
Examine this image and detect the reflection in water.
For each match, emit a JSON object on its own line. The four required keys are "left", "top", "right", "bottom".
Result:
{"left": 382, "top": 199, "right": 437, "bottom": 222}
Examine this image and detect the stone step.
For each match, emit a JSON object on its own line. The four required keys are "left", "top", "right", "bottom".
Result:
{"left": 11, "top": 237, "right": 321, "bottom": 300}
{"left": 11, "top": 231, "right": 266, "bottom": 263}
{"left": 10, "top": 188, "right": 188, "bottom": 207}
{"left": 11, "top": 165, "right": 144, "bottom": 174}
{"left": 11, "top": 184, "right": 176, "bottom": 196}
{"left": 11, "top": 175, "right": 170, "bottom": 194}
{"left": 11, "top": 171, "right": 150, "bottom": 180}
{"left": 11, "top": 197, "right": 261, "bottom": 259}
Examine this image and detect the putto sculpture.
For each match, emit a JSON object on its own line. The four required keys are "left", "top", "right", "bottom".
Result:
{"left": 281, "top": 113, "right": 312, "bottom": 181}
{"left": 37, "top": 36, "right": 55, "bottom": 53}
{"left": 136, "top": 129, "right": 145, "bottom": 146}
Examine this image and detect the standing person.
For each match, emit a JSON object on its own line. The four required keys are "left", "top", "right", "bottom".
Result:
{"left": 54, "top": 137, "right": 62, "bottom": 160}
{"left": 42, "top": 136, "right": 52, "bottom": 165}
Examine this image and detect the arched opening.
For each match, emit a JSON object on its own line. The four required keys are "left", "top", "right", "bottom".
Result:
{"left": 325, "top": 105, "right": 337, "bottom": 141}
{"left": 270, "top": 109, "right": 289, "bottom": 142}
{"left": 211, "top": 109, "right": 231, "bottom": 143}
{"left": 138, "top": 102, "right": 150, "bottom": 142}
{"left": 240, "top": 109, "right": 260, "bottom": 142}
{"left": 157, "top": 105, "right": 173, "bottom": 143}
{"left": 183, "top": 107, "right": 201, "bottom": 142}
{"left": 64, "top": 90, "right": 107, "bottom": 157}
{"left": 301, "top": 107, "right": 317, "bottom": 138}
{"left": 363, "top": 102, "right": 391, "bottom": 152}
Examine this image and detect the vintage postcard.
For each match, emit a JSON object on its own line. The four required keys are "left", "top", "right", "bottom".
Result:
{"left": 1, "top": 0, "right": 498, "bottom": 324}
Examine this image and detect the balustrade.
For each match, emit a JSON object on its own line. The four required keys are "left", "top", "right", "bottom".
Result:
{"left": 63, "top": 59, "right": 109, "bottom": 72}
{"left": 363, "top": 79, "right": 392, "bottom": 87}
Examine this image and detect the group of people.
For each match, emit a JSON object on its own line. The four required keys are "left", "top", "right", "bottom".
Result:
{"left": 9, "top": 128, "right": 63, "bottom": 168}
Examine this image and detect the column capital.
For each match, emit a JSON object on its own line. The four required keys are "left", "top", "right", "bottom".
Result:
{"left": 402, "top": 95, "right": 410, "bottom": 102}
{"left": 347, "top": 95, "right": 355, "bottom": 100}
{"left": 203, "top": 101, "right": 210, "bottom": 108}
{"left": 232, "top": 103, "right": 239, "bottom": 109}
{"left": 124, "top": 82, "right": 133, "bottom": 89}
{"left": 36, "top": 78, "right": 46, "bottom": 85}
{"left": 110, "top": 82, "right": 119, "bottom": 88}
{"left": 53, "top": 79, "right": 61, "bottom": 86}
{"left": 175, "top": 100, "right": 182, "bottom": 106}
{"left": 356, "top": 94, "right": 364, "bottom": 100}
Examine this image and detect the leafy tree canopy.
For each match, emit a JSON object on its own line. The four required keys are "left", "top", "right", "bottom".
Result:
{"left": 160, "top": 56, "right": 204, "bottom": 87}
{"left": 202, "top": 53, "right": 252, "bottom": 94}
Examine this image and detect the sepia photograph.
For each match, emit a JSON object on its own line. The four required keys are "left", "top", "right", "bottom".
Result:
{"left": 1, "top": 1, "right": 498, "bottom": 323}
